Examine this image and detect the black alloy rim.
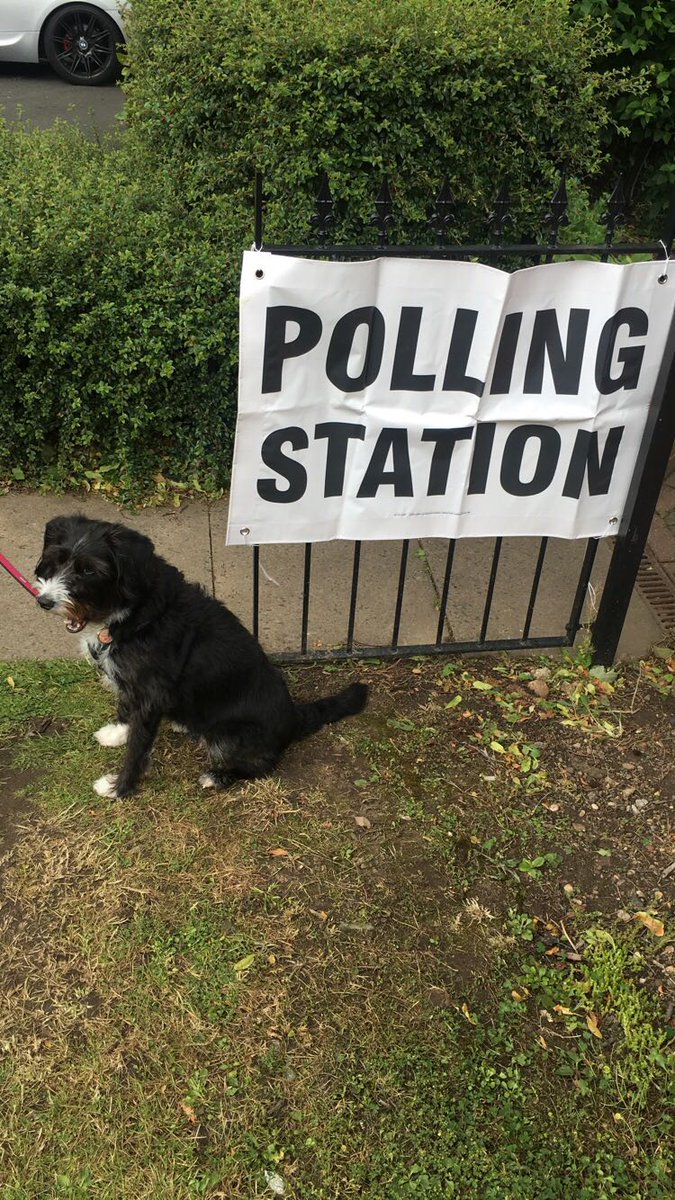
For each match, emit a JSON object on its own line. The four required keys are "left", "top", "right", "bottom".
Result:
{"left": 52, "top": 10, "right": 115, "bottom": 79}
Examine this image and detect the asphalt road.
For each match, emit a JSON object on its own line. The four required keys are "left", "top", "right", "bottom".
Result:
{"left": 0, "top": 62, "right": 124, "bottom": 134}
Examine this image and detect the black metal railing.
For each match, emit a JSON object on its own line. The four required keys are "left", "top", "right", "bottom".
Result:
{"left": 246, "top": 172, "right": 675, "bottom": 666}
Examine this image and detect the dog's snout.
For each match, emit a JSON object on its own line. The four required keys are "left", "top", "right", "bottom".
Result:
{"left": 37, "top": 594, "right": 55, "bottom": 610}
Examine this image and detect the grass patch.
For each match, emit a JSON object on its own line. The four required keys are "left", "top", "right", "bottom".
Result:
{"left": 0, "top": 654, "right": 673, "bottom": 1198}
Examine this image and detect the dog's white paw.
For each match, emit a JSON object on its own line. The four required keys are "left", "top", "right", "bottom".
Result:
{"left": 94, "top": 722, "right": 129, "bottom": 747}
{"left": 199, "top": 772, "right": 217, "bottom": 789}
{"left": 170, "top": 722, "right": 188, "bottom": 734}
{"left": 93, "top": 773, "right": 119, "bottom": 798}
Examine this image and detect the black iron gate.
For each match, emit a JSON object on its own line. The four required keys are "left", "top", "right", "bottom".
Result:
{"left": 248, "top": 173, "right": 675, "bottom": 666}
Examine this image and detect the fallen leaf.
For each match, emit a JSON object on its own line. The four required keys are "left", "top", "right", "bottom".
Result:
{"left": 233, "top": 953, "right": 255, "bottom": 974}
{"left": 354, "top": 815, "right": 371, "bottom": 829}
{"left": 511, "top": 989, "right": 529, "bottom": 1002}
{"left": 180, "top": 1103, "right": 198, "bottom": 1124}
{"left": 269, "top": 847, "right": 289, "bottom": 857}
{"left": 554, "top": 1004, "right": 572, "bottom": 1015}
{"left": 310, "top": 909, "right": 328, "bottom": 921}
{"left": 537, "top": 1035, "right": 548, "bottom": 1049}
{"left": 461, "top": 1002, "right": 478, "bottom": 1024}
{"left": 634, "top": 912, "right": 665, "bottom": 937}
{"left": 586, "top": 1012, "right": 602, "bottom": 1038}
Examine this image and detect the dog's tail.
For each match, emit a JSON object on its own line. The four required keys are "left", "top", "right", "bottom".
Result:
{"left": 294, "top": 682, "right": 368, "bottom": 740}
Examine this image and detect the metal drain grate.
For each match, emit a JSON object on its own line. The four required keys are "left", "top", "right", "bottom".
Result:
{"left": 636, "top": 548, "right": 675, "bottom": 635}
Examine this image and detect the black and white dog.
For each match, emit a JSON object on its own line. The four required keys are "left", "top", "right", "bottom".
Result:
{"left": 35, "top": 515, "right": 368, "bottom": 799}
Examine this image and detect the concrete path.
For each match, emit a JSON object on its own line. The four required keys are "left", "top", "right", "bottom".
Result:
{"left": 0, "top": 491, "right": 665, "bottom": 662}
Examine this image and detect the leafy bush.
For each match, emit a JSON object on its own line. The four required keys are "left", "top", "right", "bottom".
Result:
{"left": 0, "top": 1, "right": 643, "bottom": 496}
{"left": 571, "top": 1, "right": 675, "bottom": 224}
{"left": 0, "top": 122, "right": 242, "bottom": 495}
{"left": 124, "top": 0, "right": 624, "bottom": 243}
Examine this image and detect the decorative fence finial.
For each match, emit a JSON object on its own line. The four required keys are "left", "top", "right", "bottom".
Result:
{"left": 429, "top": 178, "right": 456, "bottom": 246}
{"left": 545, "top": 176, "right": 570, "bottom": 245}
{"left": 603, "top": 178, "right": 626, "bottom": 248}
{"left": 488, "top": 180, "right": 511, "bottom": 242}
{"left": 372, "top": 178, "right": 395, "bottom": 246}
{"left": 310, "top": 172, "right": 335, "bottom": 244}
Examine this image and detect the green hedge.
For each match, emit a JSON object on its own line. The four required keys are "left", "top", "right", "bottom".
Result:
{"left": 0, "top": 1, "right": 634, "bottom": 497}
{"left": 124, "top": 0, "right": 622, "bottom": 242}
{"left": 0, "top": 123, "right": 242, "bottom": 495}
{"left": 571, "top": 1, "right": 675, "bottom": 222}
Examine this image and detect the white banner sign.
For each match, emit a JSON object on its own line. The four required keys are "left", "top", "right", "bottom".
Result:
{"left": 227, "top": 252, "right": 674, "bottom": 545}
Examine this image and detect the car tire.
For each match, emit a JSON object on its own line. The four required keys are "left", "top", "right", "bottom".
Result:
{"left": 43, "top": 4, "right": 123, "bottom": 86}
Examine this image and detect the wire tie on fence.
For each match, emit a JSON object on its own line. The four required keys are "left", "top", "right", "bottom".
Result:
{"left": 657, "top": 240, "right": 669, "bottom": 284}
{"left": 240, "top": 527, "right": 280, "bottom": 587}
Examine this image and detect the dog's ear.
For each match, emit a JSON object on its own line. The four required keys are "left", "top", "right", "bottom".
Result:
{"left": 42, "top": 516, "right": 70, "bottom": 550}
{"left": 104, "top": 524, "right": 155, "bottom": 556}
{"left": 104, "top": 525, "right": 156, "bottom": 598}
{"left": 36, "top": 515, "right": 71, "bottom": 571}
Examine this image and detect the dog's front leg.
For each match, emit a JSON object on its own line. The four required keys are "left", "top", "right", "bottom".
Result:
{"left": 94, "top": 709, "right": 161, "bottom": 799}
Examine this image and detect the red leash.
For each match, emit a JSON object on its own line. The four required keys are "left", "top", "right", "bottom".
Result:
{"left": 0, "top": 549, "right": 39, "bottom": 597}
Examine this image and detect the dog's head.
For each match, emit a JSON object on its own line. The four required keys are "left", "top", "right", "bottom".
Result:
{"left": 35, "top": 515, "right": 155, "bottom": 633}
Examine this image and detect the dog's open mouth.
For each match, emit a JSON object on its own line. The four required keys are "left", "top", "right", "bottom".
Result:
{"left": 65, "top": 616, "right": 87, "bottom": 633}
{"left": 64, "top": 607, "right": 88, "bottom": 634}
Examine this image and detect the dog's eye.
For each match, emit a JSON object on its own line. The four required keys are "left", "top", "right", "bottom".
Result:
{"left": 81, "top": 566, "right": 96, "bottom": 577}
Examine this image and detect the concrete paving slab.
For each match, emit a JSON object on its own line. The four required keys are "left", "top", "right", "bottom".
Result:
{"left": 0, "top": 493, "right": 211, "bottom": 660}
{"left": 0, "top": 490, "right": 666, "bottom": 663}
{"left": 656, "top": 481, "right": 675, "bottom": 519}
{"left": 647, "top": 514, "right": 675, "bottom": 565}
{"left": 208, "top": 499, "right": 441, "bottom": 654}
{"left": 421, "top": 535, "right": 663, "bottom": 660}
{"left": 421, "top": 537, "right": 592, "bottom": 643}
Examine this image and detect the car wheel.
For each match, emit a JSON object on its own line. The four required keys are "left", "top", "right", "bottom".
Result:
{"left": 43, "top": 4, "right": 123, "bottom": 86}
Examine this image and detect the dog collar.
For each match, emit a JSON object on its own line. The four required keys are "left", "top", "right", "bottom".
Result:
{"left": 97, "top": 629, "right": 113, "bottom": 645}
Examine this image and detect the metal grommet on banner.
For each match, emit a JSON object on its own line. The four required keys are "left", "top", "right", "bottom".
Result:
{"left": 240, "top": 527, "right": 280, "bottom": 587}
{"left": 255, "top": 269, "right": 264, "bottom": 279}
{"left": 657, "top": 239, "right": 669, "bottom": 285}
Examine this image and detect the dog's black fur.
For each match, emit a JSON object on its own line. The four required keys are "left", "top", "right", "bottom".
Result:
{"left": 35, "top": 515, "right": 368, "bottom": 799}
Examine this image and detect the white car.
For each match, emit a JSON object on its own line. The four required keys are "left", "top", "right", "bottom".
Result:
{"left": 0, "top": 2, "right": 127, "bottom": 85}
